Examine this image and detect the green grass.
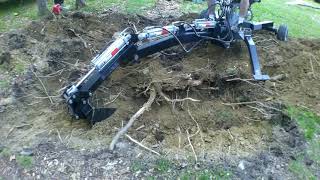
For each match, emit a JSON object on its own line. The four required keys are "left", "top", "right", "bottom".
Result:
{"left": 74, "top": 0, "right": 121, "bottom": 12}
{"left": 12, "top": 60, "right": 27, "bottom": 74}
{"left": 308, "top": 139, "right": 320, "bottom": 166}
{"left": 288, "top": 156, "right": 316, "bottom": 180}
{"left": 179, "top": 168, "right": 232, "bottom": 180}
{"left": 0, "top": 0, "right": 156, "bottom": 32}
{"left": 0, "top": 0, "right": 319, "bottom": 38}
{"left": 286, "top": 106, "right": 320, "bottom": 179}
{"left": 252, "top": 0, "right": 320, "bottom": 38}
{"left": 0, "top": 79, "right": 10, "bottom": 89}
{"left": 181, "top": 1, "right": 205, "bottom": 14}
{"left": 125, "top": 0, "right": 156, "bottom": 13}
{"left": 130, "top": 160, "right": 145, "bottom": 172}
{"left": 0, "top": 148, "right": 11, "bottom": 158}
{"left": 16, "top": 155, "right": 33, "bottom": 169}
{"left": 155, "top": 158, "right": 172, "bottom": 173}
{"left": 0, "top": 0, "right": 38, "bottom": 32}
{"left": 287, "top": 106, "right": 320, "bottom": 140}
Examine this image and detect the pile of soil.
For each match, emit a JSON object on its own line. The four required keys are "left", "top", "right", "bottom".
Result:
{"left": 0, "top": 11, "right": 319, "bottom": 179}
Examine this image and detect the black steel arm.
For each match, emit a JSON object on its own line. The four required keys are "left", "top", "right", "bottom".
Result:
{"left": 244, "top": 34, "right": 270, "bottom": 80}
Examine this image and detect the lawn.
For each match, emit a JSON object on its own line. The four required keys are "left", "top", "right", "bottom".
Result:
{"left": 252, "top": 0, "right": 320, "bottom": 38}
{"left": 286, "top": 106, "right": 320, "bottom": 179}
{"left": 0, "top": 0, "right": 319, "bottom": 38}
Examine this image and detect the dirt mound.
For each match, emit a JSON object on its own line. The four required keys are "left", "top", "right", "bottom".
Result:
{"left": 0, "top": 11, "right": 319, "bottom": 179}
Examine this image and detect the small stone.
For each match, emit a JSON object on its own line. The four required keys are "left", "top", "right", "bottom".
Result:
{"left": 0, "top": 97, "right": 14, "bottom": 106}
{"left": 10, "top": 155, "right": 16, "bottom": 161}
{"left": 305, "top": 157, "right": 314, "bottom": 166}
{"left": 181, "top": 162, "right": 188, "bottom": 168}
{"left": 148, "top": 168, "right": 154, "bottom": 173}
{"left": 238, "top": 160, "right": 245, "bottom": 170}
{"left": 112, "top": 32, "right": 121, "bottom": 39}
{"left": 142, "top": 68, "right": 149, "bottom": 75}
{"left": 20, "top": 148, "right": 34, "bottom": 156}
{"left": 276, "top": 164, "right": 281, "bottom": 169}
{"left": 0, "top": 106, "right": 5, "bottom": 113}
{"left": 265, "top": 81, "right": 276, "bottom": 89}
{"left": 270, "top": 74, "right": 286, "bottom": 81}
{"left": 0, "top": 144, "right": 5, "bottom": 152}
{"left": 0, "top": 51, "right": 11, "bottom": 65}
{"left": 116, "top": 142, "right": 129, "bottom": 150}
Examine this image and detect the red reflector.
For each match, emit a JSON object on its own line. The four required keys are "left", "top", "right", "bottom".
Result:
{"left": 111, "top": 48, "right": 119, "bottom": 56}
{"left": 161, "top": 29, "right": 169, "bottom": 35}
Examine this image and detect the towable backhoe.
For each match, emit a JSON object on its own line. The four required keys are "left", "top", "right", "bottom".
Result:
{"left": 63, "top": 0, "right": 288, "bottom": 123}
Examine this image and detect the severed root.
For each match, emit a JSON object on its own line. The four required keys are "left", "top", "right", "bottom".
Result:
{"left": 155, "top": 83, "right": 200, "bottom": 103}
{"left": 125, "top": 134, "right": 160, "bottom": 155}
{"left": 109, "top": 87, "right": 156, "bottom": 151}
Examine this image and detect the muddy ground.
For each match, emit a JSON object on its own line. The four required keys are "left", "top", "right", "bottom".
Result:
{"left": 0, "top": 9, "right": 320, "bottom": 179}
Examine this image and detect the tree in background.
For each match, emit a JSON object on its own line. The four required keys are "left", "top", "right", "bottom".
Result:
{"left": 37, "top": 0, "right": 51, "bottom": 16}
{"left": 76, "top": 0, "right": 86, "bottom": 9}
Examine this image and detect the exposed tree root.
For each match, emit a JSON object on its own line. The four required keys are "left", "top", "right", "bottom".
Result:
{"left": 154, "top": 83, "right": 200, "bottom": 103}
{"left": 109, "top": 87, "right": 156, "bottom": 151}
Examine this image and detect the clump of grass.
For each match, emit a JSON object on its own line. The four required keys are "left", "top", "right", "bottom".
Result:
{"left": 0, "top": 148, "right": 11, "bottom": 158}
{"left": 13, "top": 61, "right": 27, "bottom": 74}
{"left": 308, "top": 139, "right": 320, "bottom": 166}
{"left": 214, "top": 109, "right": 237, "bottom": 129}
{"left": 180, "top": 1, "right": 205, "bottom": 14}
{"left": 16, "top": 155, "right": 33, "bottom": 169}
{"left": 286, "top": 106, "right": 320, "bottom": 140}
{"left": 179, "top": 168, "right": 232, "bottom": 180}
{"left": 130, "top": 160, "right": 144, "bottom": 172}
{"left": 125, "top": 0, "right": 156, "bottom": 14}
{"left": 286, "top": 106, "right": 320, "bottom": 178}
{"left": 155, "top": 158, "right": 172, "bottom": 173}
{"left": 146, "top": 176, "right": 155, "bottom": 180}
{"left": 0, "top": 79, "right": 10, "bottom": 89}
{"left": 288, "top": 156, "right": 316, "bottom": 180}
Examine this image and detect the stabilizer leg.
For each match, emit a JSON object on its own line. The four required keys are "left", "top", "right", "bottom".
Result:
{"left": 244, "top": 34, "right": 270, "bottom": 81}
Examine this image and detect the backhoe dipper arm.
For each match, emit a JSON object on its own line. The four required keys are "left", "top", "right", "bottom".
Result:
{"left": 63, "top": 33, "right": 138, "bottom": 122}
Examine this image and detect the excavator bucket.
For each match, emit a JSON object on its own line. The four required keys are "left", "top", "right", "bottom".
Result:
{"left": 88, "top": 108, "right": 117, "bottom": 124}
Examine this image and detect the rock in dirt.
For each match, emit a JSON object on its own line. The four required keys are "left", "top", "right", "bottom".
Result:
{"left": 0, "top": 144, "right": 5, "bottom": 152}
{"left": 8, "top": 31, "right": 27, "bottom": 50}
{"left": 0, "top": 97, "right": 14, "bottom": 106}
{"left": 115, "top": 141, "right": 129, "bottom": 151}
{"left": 9, "top": 155, "right": 16, "bottom": 161}
{"left": 0, "top": 51, "right": 11, "bottom": 65}
{"left": 265, "top": 81, "right": 276, "bottom": 89}
{"left": 270, "top": 74, "right": 287, "bottom": 81}
{"left": 20, "top": 148, "right": 34, "bottom": 156}
{"left": 304, "top": 156, "right": 314, "bottom": 166}
{"left": 238, "top": 160, "right": 246, "bottom": 170}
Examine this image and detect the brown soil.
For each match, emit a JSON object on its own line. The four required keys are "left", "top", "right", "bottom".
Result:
{"left": 0, "top": 11, "right": 319, "bottom": 179}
